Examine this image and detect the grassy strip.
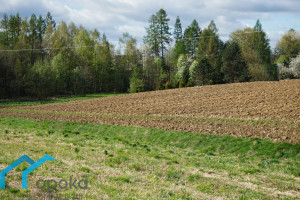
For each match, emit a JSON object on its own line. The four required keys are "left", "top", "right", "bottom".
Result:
{"left": 0, "top": 93, "right": 126, "bottom": 107}
{"left": 1, "top": 107, "right": 299, "bottom": 129}
{"left": 0, "top": 116, "right": 299, "bottom": 199}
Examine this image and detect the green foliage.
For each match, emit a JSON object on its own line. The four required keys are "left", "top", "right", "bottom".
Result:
{"left": 74, "top": 147, "right": 80, "bottom": 153}
{"left": 198, "top": 20, "right": 220, "bottom": 65}
{"left": 231, "top": 22, "right": 275, "bottom": 81}
{"left": 173, "top": 40, "right": 185, "bottom": 60}
{"left": 183, "top": 19, "right": 201, "bottom": 57}
{"left": 81, "top": 167, "right": 91, "bottom": 173}
{"left": 24, "top": 60, "right": 56, "bottom": 99}
{"left": 51, "top": 53, "right": 68, "bottom": 94}
{"left": 0, "top": 12, "right": 290, "bottom": 98}
{"left": 144, "top": 8, "right": 171, "bottom": 69}
{"left": 276, "top": 29, "right": 300, "bottom": 64}
{"left": 173, "top": 16, "right": 182, "bottom": 42}
{"left": 276, "top": 55, "right": 289, "bottom": 66}
{"left": 221, "top": 41, "right": 249, "bottom": 83}
{"left": 9, "top": 188, "right": 20, "bottom": 194}
{"left": 176, "top": 54, "right": 189, "bottom": 84}
{"left": 71, "top": 66, "right": 88, "bottom": 95}
{"left": 189, "top": 60, "right": 198, "bottom": 81}
{"left": 129, "top": 68, "right": 144, "bottom": 93}
{"left": 178, "top": 81, "right": 184, "bottom": 88}
{"left": 165, "top": 81, "right": 171, "bottom": 89}
{"left": 190, "top": 57, "right": 212, "bottom": 85}
{"left": 253, "top": 20, "right": 272, "bottom": 65}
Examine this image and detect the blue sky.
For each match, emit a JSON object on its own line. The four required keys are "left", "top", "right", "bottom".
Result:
{"left": 1, "top": 0, "right": 300, "bottom": 49}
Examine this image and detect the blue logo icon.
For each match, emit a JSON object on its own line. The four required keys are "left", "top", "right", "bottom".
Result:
{"left": 0, "top": 154, "right": 56, "bottom": 189}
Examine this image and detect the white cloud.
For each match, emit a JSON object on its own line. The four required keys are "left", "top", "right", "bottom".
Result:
{"left": 0, "top": 0, "right": 299, "bottom": 48}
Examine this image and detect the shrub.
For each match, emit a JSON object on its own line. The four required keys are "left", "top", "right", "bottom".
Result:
{"left": 165, "top": 81, "right": 171, "bottom": 89}
{"left": 129, "top": 67, "right": 144, "bottom": 93}
{"left": 279, "top": 54, "right": 300, "bottom": 79}
{"left": 179, "top": 81, "right": 184, "bottom": 88}
{"left": 289, "top": 54, "right": 300, "bottom": 78}
{"left": 176, "top": 55, "right": 189, "bottom": 84}
{"left": 279, "top": 65, "right": 294, "bottom": 79}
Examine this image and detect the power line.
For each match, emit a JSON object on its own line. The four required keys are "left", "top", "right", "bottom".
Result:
{"left": 175, "top": 30, "right": 270, "bottom": 41}
{"left": 0, "top": 30, "right": 298, "bottom": 52}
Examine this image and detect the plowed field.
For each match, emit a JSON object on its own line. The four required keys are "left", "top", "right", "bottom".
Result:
{"left": 1, "top": 80, "right": 299, "bottom": 143}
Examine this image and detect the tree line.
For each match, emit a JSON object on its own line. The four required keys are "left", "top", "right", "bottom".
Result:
{"left": 0, "top": 9, "right": 299, "bottom": 98}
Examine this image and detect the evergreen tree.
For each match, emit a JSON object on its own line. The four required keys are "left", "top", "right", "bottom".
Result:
{"left": 144, "top": 14, "right": 159, "bottom": 57}
{"left": 183, "top": 19, "right": 201, "bottom": 57}
{"left": 173, "top": 17, "right": 185, "bottom": 61}
{"left": 253, "top": 19, "right": 271, "bottom": 64}
{"left": 173, "top": 40, "right": 185, "bottom": 59}
{"left": 0, "top": 14, "right": 9, "bottom": 46}
{"left": 173, "top": 16, "right": 182, "bottom": 41}
{"left": 253, "top": 20, "right": 277, "bottom": 80}
{"left": 144, "top": 9, "right": 172, "bottom": 65}
{"left": 198, "top": 20, "right": 220, "bottom": 64}
{"left": 8, "top": 13, "right": 21, "bottom": 47}
{"left": 156, "top": 9, "right": 172, "bottom": 62}
{"left": 171, "top": 16, "right": 185, "bottom": 61}
{"left": 221, "top": 41, "right": 249, "bottom": 83}
{"left": 198, "top": 20, "right": 222, "bottom": 83}
{"left": 191, "top": 57, "right": 212, "bottom": 85}
{"left": 141, "top": 45, "right": 160, "bottom": 91}
{"left": 144, "top": 9, "right": 172, "bottom": 83}
{"left": 36, "top": 15, "right": 46, "bottom": 48}
{"left": 45, "top": 12, "right": 56, "bottom": 30}
{"left": 29, "top": 14, "right": 37, "bottom": 64}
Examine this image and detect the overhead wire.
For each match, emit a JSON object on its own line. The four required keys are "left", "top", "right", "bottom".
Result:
{"left": 0, "top": 30, "right": 286, "bottom": 52}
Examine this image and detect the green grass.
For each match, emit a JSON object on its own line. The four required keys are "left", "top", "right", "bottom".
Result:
{"left": 0, "top": 116, "right": 299, "bottom": 199}
{"left": 1, "top": 107, "right": 298, "bottom": 131}
{"left": 0, "top": 93, "right": 126, "bottom": 107}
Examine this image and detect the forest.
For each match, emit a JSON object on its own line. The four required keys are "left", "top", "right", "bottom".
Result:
{"left": 0, "top": 9, "right": 300, "bottom": 98}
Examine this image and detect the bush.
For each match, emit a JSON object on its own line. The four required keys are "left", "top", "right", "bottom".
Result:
{"left": 179, "top": 81, "right": 184, "bottom": 88}
{"left": 279, "top": 65, "right": 294, "bottom": 79}
{"left": 279, "top": 54, "right": 300, "bottom": 79}
{"left": 165, "top": 81, "right": 171, "bottom": 89}
{"left": 176, "top": 55, "right": 189, "bottom": 84}
{"left": 129, "top": 68, "right": 144, "bottom": 93}
{"left": 24, "top": 60, "right": 56, "bottom": 99}
{"left": 289, "top": 54, "right": 300, "bottom": 78}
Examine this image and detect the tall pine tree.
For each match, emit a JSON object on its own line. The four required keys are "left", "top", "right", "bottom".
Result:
{"left": 144, "top": 9, "right": 171, "bottom": 67}
{"left": 221, "top": 40, "right": 249, "bottom": 83}
{"left": 173, "top": 16, "right": 185, "bottom": 59}
{"left": 183, "top": 19, "right": 201, "bottom": 57}
{"left": 174, "top": 16, "right": 182, "bottom": 42}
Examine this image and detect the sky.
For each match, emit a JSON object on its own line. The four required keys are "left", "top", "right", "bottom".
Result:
{"left": 1, "top": 0, "right": 300, "bottom": 49}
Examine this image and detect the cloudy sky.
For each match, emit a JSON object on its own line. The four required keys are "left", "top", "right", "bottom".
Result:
{"left": 1, "top": 0, "right": 300, "bottom": 48}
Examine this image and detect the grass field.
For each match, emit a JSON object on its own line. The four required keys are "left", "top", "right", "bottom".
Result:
{"left": 0, "top": 93, "right": 126, "bottom": 107}
{"left": 0, "top": 83, "right": 299, "bottom": 199}
{"left": 0, "top": 116, "right": 299, "bottom": 199}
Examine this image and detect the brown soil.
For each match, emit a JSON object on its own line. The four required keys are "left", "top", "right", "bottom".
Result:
{"left": 1, "top": 80, "right": 300, "bottom": 143}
